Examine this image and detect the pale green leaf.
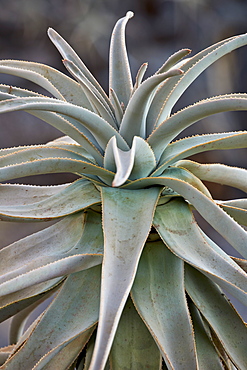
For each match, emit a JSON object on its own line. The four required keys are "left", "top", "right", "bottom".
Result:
{"left": 109, "top": 88, "right": 123, "bottom": 127}
{"left": 155, "top": 33, "right": 247, "bottom": 123}
{"left": 32, "top": 329, "right": 95, "bottom": 370}
{"left": 153, "top": 197, "right": 247, "bottom": 306}
{"left": 0, "top": 278, "right": 63, "bottom": 324}
{"left": 47, "top": 27, "right": 112, "bottom": 113}
{"left": 0, "top": 182, "right": 68, "bottom": 206}
{"left": 148, "top": 95, "right": 247, "bottom": 160}
{"left": 185, "top": 265, "right": 247, "bottom": 369}
{"left": 155, "top": 48, "right": 191, "bottom": 74}
{"left": 0, "top": 60, "right": 92, "bottom": 108}
{"left": 0, "top": 211, "right": 103, "bottom": 294}
{"left": 123, "top": 170, "right": 247, "bottom": 258}
{"left": 3, "top": 266, "right": 101, "bottom": 369}
{"left": 217, "top": 201, "right": 247, "bottom": 226}
{"left": 109, "top": 11, "right": 134, "bottom": 108}
{"left": 188, "top": 301, "right": 224, "bottom": 369}
{"left": 0, "top": 87, "right": 103, "bottom": 162}
{"left": 63, "top": 59, "right": 117, "bottom": 128}
{"left": 0, "top": 96, "right": 129, "bottom": 151}
{"left": 9, "top": 287, "right": 57, "bottom": 344}
{"left": 175, "top": 160, "right": 247, "bottom": 193}
{"left": 0, "top": 156, "right": 114, "bottom": 186}
{"left": 110, "top": 297, "right": 162, "bottom": 369}
{"left": 153, "top": 131, "right": 247, "bottom": 175}
{"left": 231, "top": 256, "right": 247, "bottom": 273}
{"left": 0, "top": 179, "right": 101, "bottom": 221}
{"left": 132, "top": 241, "right": 197, "bottom": 369}
{"left": 119, "top": 69, "right": 183, "bottom": 145}
{"left": 0, "top": 145, "right": 93, "bottom": 168}
{"left": 89, "top": 186, "right": 161, "bottom": 370}
{"left": 133, "top": 62, "right": 148, "bottom": 92}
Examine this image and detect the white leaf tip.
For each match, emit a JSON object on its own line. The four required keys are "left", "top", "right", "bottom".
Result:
{"left": 126, "top": 11, "right": 134, "bottom": 19}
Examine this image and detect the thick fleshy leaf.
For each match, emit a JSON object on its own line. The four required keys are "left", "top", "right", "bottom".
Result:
{"left": 0, "top": 145, "right": 93, "bottom": 168}
{"left": 132, "top": 241, "right": 197, "bottom": 369}
{"left": 188, "top": 300, "right": 224, "bottom": 369}
{"left": 0, "top": 182, "right": 68, "bottom": 206}
{"left": 0, "top": 96, "right": 129, "bottom": 151}
{"left": 153, "top": 131, "right": 247, "bottom": 175}
{"left": 0, "top": 278, "right": 64, "bottom": 324}
{"left": 110, "top": 297, "right": 162, "bottom": 369}
{"left": 32, "top": 329, "right": 95, "bottom": 370}
{"left": 63, "top": 59, "right": 117, "bottom": 128}
{"left": 0, "top": 253, "right": 102, "bottom": 297}
{"left": 3, "top": 266, "right": 101, "bottom": 369}
{"left": 0, "top": 156, "right": 114, "bottom": 186}
{"left": 8, "top": 286, "right": 59, "bottom": 344}
{"left": 105, "top": 136, "right": 156, "bottom": 187}
{"left": 148, "top": 95, "right": 247, "bottom": 160}
{"left": 153, "top": 197, "right": 247, "bottom": 306}
{"left": 175, "top": 160, "right": 247, "bottom": 192}
{"left": 0, "top": 211, "right": 103, "bottom": 294}
{"left": 89, "top": 186, "right": 161, "bottom": 370}
{"left": 109, "top": 11, "right": 134, "bottom": 108}
{"left": 156, "top": 48, "right": 191, "bottom": 75}
{"left": 47, "top": 27, "right": 112, "bottom": 114}
{"left": 0, "top": 179, "right": 100, "bottom": 221}
{"left": 119, "top": 69, "right": 183, "bottom": 145}
{"left": 0, "top": 60, "right": 92, "bottom": 108}
{"left": 123, "top": 169, "right": 247, "bottom": 258}
{"left": 218, "top": 200, "right": 247, "bottom": 226}
{"left": 153, "top": 33, "right": 247, "bottom": 123}
{"left": 185, "top": 265, "right": 247, "bottom": 369}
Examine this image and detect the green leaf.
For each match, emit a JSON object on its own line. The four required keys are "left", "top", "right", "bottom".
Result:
{"left": 0, "top": 278, "right": 63, "bottom": 324}
{"left": 0, "top": 180, "right": 101, "bottom": 221}
{"left": 154, "top": 33, "right": 247, "bottom": 123}
{"left": 48, "top": 27, "right": 112, "bottom": 113}
{"left": 148, "top": 95, "right": 247, "bottom": 160}
{"left": 155, "top": 48, "right": 191, "bottom": 74}
{"left": 0, "top": 156, "right": 114, "bottom": 186}
{"left": 32, "top": 329, "right": 95, "bottom": 370}
{"left": 120, "top": 69, "right": 183, "bottom": 145}
{"left": 104, "top": 136, "right": 156, "bottom": 187}
{"left": 175, "top": 160, "right": 247, "bottom": 193}
{"left": 153, "top": 131, "right": 247, "bottom": 175}
{"left": 63, "top": 59, "right": 117, "bottom": 128}
{"left": 188, "top": 301, "right": 224, "bottom": 369}
{"left": 0, "top": 96, "right": 129, "bottom": 151}
{"left": 4, "top": 266, "right": 101, "bottom": 369}
{"left": 185, "top": 265, "right": 247, "bottom": 369}
{"left": 89, "top": 186, "right": 161, "bottom": 370}
{"left": 123, "top": 170, "right": 247, "bottom": 258}
{"left": 109, "top": 11, "right": 134, "bottom": 108}
{"left": 110, "top": 297, "right": 162, "bottom": 369}
{"left": 132, "top": 241, "right": 197, "bottom": 369}
{"left": 0, "top": 182, "right": 68, "bottom": 206}
{"left": 0, "top": 60, "right": 92, "bottom": 108}
{"left": 218, "top": 200, "right": 247, "bottom": 226}
{"left": 0, "top": 211, "right": 103, "bottom": 294}
{"left": 153, "top": 198, "right": 247, "bottom": 306}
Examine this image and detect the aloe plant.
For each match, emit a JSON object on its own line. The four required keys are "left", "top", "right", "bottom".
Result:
{"left": 0, "top": 10, "right": 247, "bottom": 369}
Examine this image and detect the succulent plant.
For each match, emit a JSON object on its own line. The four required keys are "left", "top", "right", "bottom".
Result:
{"left": 0, "top": 10, "right": 247, "bottom": 369}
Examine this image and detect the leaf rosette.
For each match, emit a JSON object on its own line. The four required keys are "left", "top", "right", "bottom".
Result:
{"left": 0, "top": 11, "right": 247, "bottom": 370}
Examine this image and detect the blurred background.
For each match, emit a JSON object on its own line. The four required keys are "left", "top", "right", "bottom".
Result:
{"left": 0, "top": 0, "right": 246, "bottom": 345}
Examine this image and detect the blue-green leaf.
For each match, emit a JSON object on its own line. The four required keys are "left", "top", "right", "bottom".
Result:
{"left": 110, "top": 297, "right": 162, "bottom": 369}
{"left": 89, "top": 186, "right": 161, "bottom": 370}
{"left": 185, "top": 265, "right": 247, "bottom": 369}
{"left": 109, "top": 11, "right": 134, "bottom": 108}
{"left": 132, "top": 241, "right": 197, "bottom": 369}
